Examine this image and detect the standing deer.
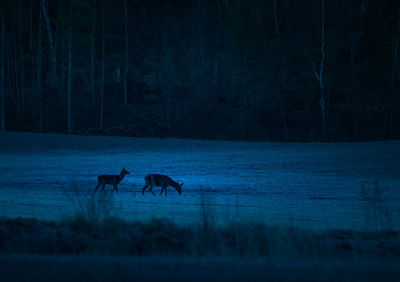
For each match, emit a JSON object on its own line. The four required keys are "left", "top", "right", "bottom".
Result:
{"left": 142, "top": 174, "right": 183, "bottom": 196}
{"left": 95, "top": 168, "right": 130, "bottom": 193}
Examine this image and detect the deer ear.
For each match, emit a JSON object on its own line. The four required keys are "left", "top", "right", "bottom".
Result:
{"left": 181, "top": 183, "right": 184, "bottom": 186}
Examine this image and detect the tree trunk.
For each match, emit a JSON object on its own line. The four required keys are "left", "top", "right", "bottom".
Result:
{"left": 67, "top": 6, "right": 72, "bottom": 135}
{"left": 273, "top": 0, "right": 288, "bottom": 140}
{"left": 319, "top": 0, "right": 327, "bottom": 141}
{"left": 30, "top": 0, "right": 35, "bottom": 91}
{"left": 273, "top": 0, "right": 280, "bottom": 36}
{"left": 18, "top": 19, "right": 25, "bottom": 129}
{"left": 304, "top": 0, "right": 327, "bottom": 141}
{"left": 30, "top": 0, "right": 33, "bottom": 52}
{"left": 12, "top": 27, "right": 20, "bottom": 119}
{"left": 38, "top": 0, "right": 43, "bottom": 132}
{"left": 60, "top": 1, "right": 65, "bottom": 99}
{"left": 0, "top": 8, "right": 5, "bottom": 131}
{"left": 391, "top": 1, "right": 400, "bottom": 138}
{"left": 100, "top": 5, "right": 105, "bottom": 129}
{"left": 90, "top": 0, "right": 96, "bottom": 107}
{"left": 42, "top": 0, "right": 57, "bottom": 84}
{"left": 123, "top": 0, "right": 128, "bottom": 105}
{"left": 277, "top": 77, "right": 288, "bottom": 140}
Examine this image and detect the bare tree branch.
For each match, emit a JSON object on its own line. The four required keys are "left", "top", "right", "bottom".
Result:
{"left": 42, "top": 0, "right": 56, "bottom": 82}
{"left": 303, "top": 45, "right": 320, "bottom": 81}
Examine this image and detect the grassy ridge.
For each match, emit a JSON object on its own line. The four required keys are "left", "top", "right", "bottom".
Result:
{"left": 1, "top": 180, "right": 399, "bottom": 259}
{"left": 1, "top": 254, "right": 400, "bottom": 282}
{"left": 0, "top": 216, "right": 399, "bottom": 259}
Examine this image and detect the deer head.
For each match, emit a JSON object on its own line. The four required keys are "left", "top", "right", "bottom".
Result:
{"left": 121, "top": 168, "right": 130, "bottom": 177}
{"left": 175, "top": 182, "right": 184, "bottom": 194}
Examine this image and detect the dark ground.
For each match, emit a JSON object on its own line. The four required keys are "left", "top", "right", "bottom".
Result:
{"left": 1, "top": 254, "right": 400, "bottom": 282}
{"left": 0, "top": 217, "right": 399, "bottom": 281}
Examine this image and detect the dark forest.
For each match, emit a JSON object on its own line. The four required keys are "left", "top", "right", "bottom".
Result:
{"left": 0, "top": 0, "right": 399, "bottom": 141}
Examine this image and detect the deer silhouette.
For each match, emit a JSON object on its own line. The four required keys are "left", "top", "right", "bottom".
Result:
{"left": 95, "top": 168, "right": 130, "bottom": 193}
{"left": 142, "top": 174, "right": 183, "bottom": 196}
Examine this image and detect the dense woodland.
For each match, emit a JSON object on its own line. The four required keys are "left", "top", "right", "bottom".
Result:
{"left": 0, "top": 0, "right": 399, "bottom": 141}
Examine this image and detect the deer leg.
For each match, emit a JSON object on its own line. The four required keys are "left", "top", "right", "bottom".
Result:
{"left": 95, "top": 182, "right": 101, "bottom": 193}
{"left": 149, "top": 185, "right": 155, "bottom": 196}
{"left": 114, "top": 184, "right": 118, "bottom": 193}
{"left": 142, "top": 184, "right": 149, "bottom": 195}
{"left": 160, "top": 186, "right": 164, "bottom": 196}
{"left": 102, "top": 183, "right": 106, "bottom": 192}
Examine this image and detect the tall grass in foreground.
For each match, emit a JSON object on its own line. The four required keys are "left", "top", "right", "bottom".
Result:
{"left": 2, "top": 214, "right": 399, "bottom": 258}
{"left": 361, "top": 180, "right": 393, "bottom": 232}
{"left": 64, "top": 182, "right": 122, "bottom": 228}
{"left": 27, "top": 184, "right": 395, "bottom": 259}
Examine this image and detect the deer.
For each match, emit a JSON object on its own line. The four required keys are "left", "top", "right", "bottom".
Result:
{"left": 142, "top": 174, "right": 183, "bottom": 196}
{"left": 95, "top": 168, "right": 130, "bottom": 193}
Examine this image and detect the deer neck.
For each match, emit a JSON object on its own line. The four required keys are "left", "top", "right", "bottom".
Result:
{"left": 119, "top": 173, "right": 125, "bottom": 181}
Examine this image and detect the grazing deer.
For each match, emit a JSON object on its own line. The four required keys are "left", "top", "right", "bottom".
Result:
{"left": 95, "top": 168, "right": 130, "bottom": 193}
{"left": 142, "top": 174, "right": 183, "bottom": 196}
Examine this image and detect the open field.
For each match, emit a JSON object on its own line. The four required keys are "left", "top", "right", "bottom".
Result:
{"left": 1, "top": 132, "right": 400, "bottom": 280}
{"left": 0, "top": 131, "right": 400, "bottom": 230}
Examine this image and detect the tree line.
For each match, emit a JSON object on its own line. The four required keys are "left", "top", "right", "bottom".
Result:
{"left": 0, "top": 0, "right": 399, "bottom": 141}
